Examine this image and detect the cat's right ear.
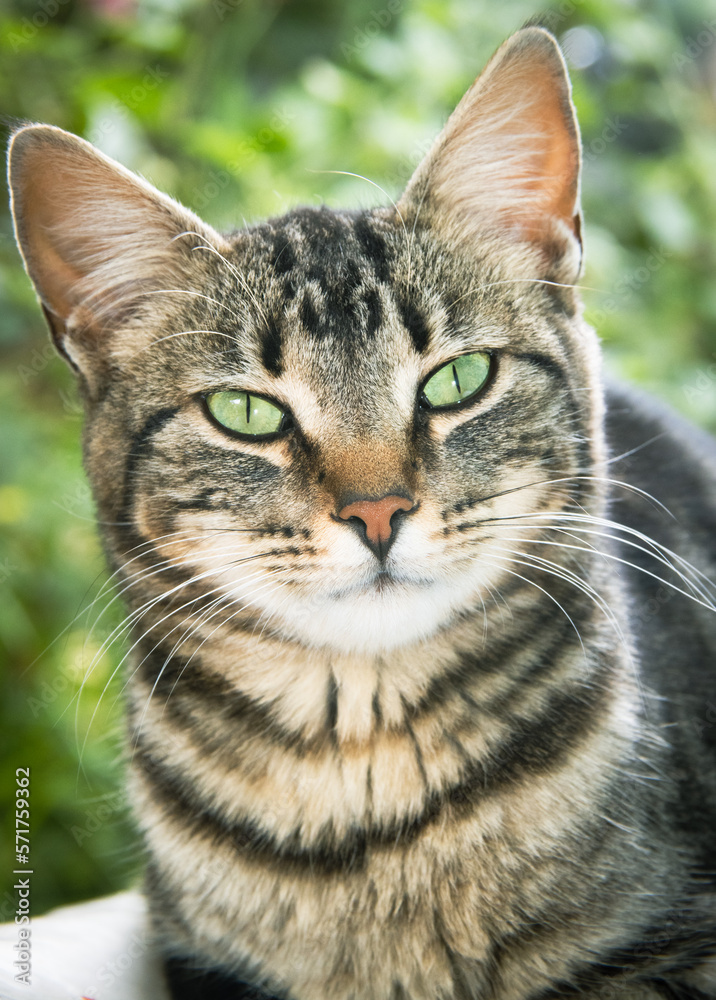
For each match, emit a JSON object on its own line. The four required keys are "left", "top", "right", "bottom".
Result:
{"left": 397, "top": 28, "right": 583, "bottom": 286}
{"left": 8, "top": 124, "right": 229, "bottom": 390}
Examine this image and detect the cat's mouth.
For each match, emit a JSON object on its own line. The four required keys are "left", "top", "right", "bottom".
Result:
{"left": 328, "top": 568, "right": 433, "bottom": 601}
{"left": 373, "top": 570, "right": 401, "bottom": 592}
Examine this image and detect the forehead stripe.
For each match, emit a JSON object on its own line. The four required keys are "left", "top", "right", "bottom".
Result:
{"left": 353, "top": 215, "right": 392, "bottom": 284}
{"left": 397, "top": 294, "right": 431, "bottom": 353}
{"left": 260, "top": 314, "right": 284, "bottom": 376}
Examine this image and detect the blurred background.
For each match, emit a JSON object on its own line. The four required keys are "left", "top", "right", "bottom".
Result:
{"left": 1, "top": 0, "right": 716, "bottom": 918}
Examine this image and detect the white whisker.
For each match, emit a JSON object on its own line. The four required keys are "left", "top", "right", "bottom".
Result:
{"left": 130, "top": 570, "right": 294, "bottom": 750}
{"left": 182, "top": 231, "right": 270, "bottom": 329}
{"left": 75, "top": 550, "right": 284, "bottom": 762}
{"left": 310, "top": 168, "right": 412, "bottom": 284}
{"left": 478, "top": 514, "right": 715, "bottom": 612}
{"left": 131, "top": 328, "right": 243, "bottom": 357}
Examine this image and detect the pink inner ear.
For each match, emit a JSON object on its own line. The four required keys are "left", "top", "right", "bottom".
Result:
{"left": 398, "top": 29, "right": 582, "bottom": 269}
{"left": 498, "top": 61, "right": 580, "bottom": 243}
{"left": 11, "top": 137, "right": 155, "bottom": 328}
{"left": 13, "top": 158, "right": 88, "bottom": 322}
{"left": 452, "top": 55, "right": 580, "bottom": 246}
{"left": 10, "top": 126, "right": 231, "bottom": 338}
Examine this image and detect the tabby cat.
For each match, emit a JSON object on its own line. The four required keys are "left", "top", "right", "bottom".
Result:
{"left": 8, "top": 25, "right": 716, "bottom": 1000}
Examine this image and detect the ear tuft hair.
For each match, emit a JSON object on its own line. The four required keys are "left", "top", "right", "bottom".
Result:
{"left": 398, "top": 28, "right": 583, "bottom": 282}
{"left": 7, "top": 124, "right": 229, "bottom": 382}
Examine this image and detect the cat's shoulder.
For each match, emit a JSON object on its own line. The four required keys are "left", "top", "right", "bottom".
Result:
{"left": 605, "top": 377, "right": 716, "bottom": 512}
{"left": 604, "top": 378, "right": 716, "bottom": 664}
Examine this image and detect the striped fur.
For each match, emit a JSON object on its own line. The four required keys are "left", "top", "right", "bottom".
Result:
{"left": 9, "top": 27, "right": 716, "bottom": 1000}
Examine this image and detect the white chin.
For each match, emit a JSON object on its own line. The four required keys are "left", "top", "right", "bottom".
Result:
{"left": 263, "top": 578, "right": 471, "bottom": 655}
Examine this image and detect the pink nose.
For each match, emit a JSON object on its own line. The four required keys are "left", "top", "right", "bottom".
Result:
{"left": 338, "top": 495, "right": 415, "bottom": 547}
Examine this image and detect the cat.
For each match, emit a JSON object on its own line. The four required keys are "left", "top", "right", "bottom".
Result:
{"left": 8, "top": 24, "right": 716, "bottom": 1000}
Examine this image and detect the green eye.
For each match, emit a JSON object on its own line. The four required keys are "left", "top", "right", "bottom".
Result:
{"left": 205, "top": 391, "right": 288, "bottom": 438}
{"left": 421, "top": 352, "right": 492, "bottom": 409}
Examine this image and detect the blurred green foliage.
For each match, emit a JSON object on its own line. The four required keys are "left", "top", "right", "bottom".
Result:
{"left": 1, "top": 0, "right": 716, "bottom": 917}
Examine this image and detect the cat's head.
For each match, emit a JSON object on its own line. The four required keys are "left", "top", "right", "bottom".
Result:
{"left": 8, "top": 28, "right": 604, "bottom": 657}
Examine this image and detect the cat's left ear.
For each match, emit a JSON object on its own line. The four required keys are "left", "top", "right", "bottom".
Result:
{"left": 8, "top": 124, "right": 230, "bottom": 392}
{"left": 398, "top": 27, "right": 583, "bottom": 284}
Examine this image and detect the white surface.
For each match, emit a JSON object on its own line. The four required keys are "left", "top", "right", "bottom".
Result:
{"left": 0, "top": 891, "right": 169, "bottom": 1000}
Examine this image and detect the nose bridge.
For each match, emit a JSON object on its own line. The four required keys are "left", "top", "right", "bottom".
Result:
{"left": 322, "top": 438, "right": 418, "bottom": 561}
{"left": 322, "top": 439, "right": 413, "bottom": 505}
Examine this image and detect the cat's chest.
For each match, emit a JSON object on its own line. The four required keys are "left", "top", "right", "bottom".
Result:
{"left": 130, "top": 626, "right": 644, "bottom": 1000}
{"left": 134, "top": 710, "right": 626, "bottom": 1000}
{"left": 142, "top": 787, "right": 511, "bottom": 999}
{"left": 128, "top": 603, "right": 590, "bottom": 849}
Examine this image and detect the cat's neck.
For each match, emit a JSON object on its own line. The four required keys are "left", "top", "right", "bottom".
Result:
{"left": 127, "top": 551, "right": 635, "bottom": 751}
{"left": 126, "top": 568, "right": 645, "bottom": 911}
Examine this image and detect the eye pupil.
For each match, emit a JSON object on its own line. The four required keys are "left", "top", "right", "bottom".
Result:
{"left": 421, "top": 352, "right": 491, "bottom": 410}
{"left": 205, "top": 390, "right": 287, "bottom": 439}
